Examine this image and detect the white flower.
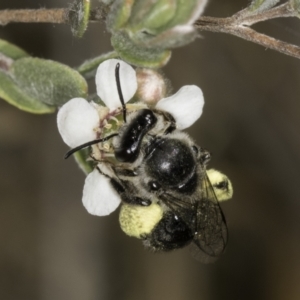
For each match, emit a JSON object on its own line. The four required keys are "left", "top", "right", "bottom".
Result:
{"left": 57, "top": 59, "right": 205, "bottom": 216}
{"left": 57, "top": 59, "right": 137, "bottom": 149}
{"left": 156, "top": 85, "right": 204, "bottom": 130}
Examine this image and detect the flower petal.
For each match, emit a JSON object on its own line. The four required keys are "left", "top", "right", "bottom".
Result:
{"left": 155, "top": 85, "right": 204, "bottom": 130}
{"left": 96, "top": 59, "right": 137, "bottom": 110}
{"left": 57, "top": 98, "right": 99, "bottom": 148}
{"left": 82, "top": 168, "right": 121, "bottom": 216}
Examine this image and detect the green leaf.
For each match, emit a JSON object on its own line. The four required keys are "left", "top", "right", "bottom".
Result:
{"left": 77, "top": 51, "right": 119, "bottom": 79}
{"left": 0, "top": 39, "right": 29, "bottom": 60}
{"left": 0, "top": 70, "right": 55, "bottom": 114}
{"left": 127, "top": 0, "right": 177, "bottom": 34}
{"left": 111, "top": 31, "right": 171, "bottom": 68}
{"left": 249, "top": 0, "right": 280, "bottom": 12}
{"left": 11, "top": 57, "right": 88, "bottom": 106}
{"left": 74, "top": 148, "right": 94, "bottom": 174}
{"left": 290, "top": 0, "right": 300, "bottom": 15}
{"left": 68, "top": 0, "right": 91, "bottom": 38}
{"left": 107, "top": 0, "right": 135, "bottom": 31}
{"left": 149, "top": 0, "right": 202, "bottom": 33}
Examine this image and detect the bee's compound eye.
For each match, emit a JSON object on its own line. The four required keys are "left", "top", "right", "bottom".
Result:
{"left": 149, "top": 181, "right": 161, "bottom": 191}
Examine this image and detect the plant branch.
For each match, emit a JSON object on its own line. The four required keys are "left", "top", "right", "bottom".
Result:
{"left": 232, "top": 2, "right": 296, "bottom": 26}
{"left": 0, "top": 5, "right": 109, "bottom": 26}
{"left": 0, "top": 9, "right": 68, "bottom": 25}
{"left": 1, "top": 2, "right": 300, "bottom": 60}
{"left": 194, "top": 13, "right": 300, "bottom": 60}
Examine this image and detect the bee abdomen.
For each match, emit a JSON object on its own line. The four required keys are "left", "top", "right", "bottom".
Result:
{"left": 143, "top": 212, "right": 193, "bottom": 251}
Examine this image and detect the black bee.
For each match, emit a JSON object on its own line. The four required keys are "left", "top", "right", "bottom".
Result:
{"left": 65, "top": 63, "right": 232, "bottom": 263}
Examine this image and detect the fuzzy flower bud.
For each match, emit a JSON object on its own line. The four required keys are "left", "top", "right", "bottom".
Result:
{"left": 135, "top": 68, "right": 168, "bottom": 105}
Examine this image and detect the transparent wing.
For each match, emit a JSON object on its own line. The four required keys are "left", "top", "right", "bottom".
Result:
{"left": 159, "top": 171, "right": 227, "bottom": 263}
{"left": 159, "top": 192, "right": 196, "bottom": 230}
{"left": 191, "top": 172, "right": 228, "bottom": 263}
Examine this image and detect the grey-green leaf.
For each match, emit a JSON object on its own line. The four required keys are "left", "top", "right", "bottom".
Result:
{"left": 290, "top": 0, "right": 300, "bottom": 15}
{"left": 77, "top": 51, "right": 119, "bottom": 79}
{"left": 249, "top": 0, "right": 280, "bottom": 12}
{"left": 111, "top": 31, "right": 171, "bottom": 68}
{"left": 68, "top": 0, "right": 91, "bottom": 38}
{"left": 11, "top": 57, "right": 88, "bottom": 106}
{"left": 0, "top": 39, "right": 29, "bottom": 60}
{"left": 74, "top": 148, "right": 94, "bottom": 174}
{"left": 0, "top": 70, "right": 55, "bottom": 114}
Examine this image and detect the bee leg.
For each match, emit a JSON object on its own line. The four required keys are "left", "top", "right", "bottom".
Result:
{"left": 96, "top": 165, "right": 151, "bottom": 207}
{"left": 110, "top": 178, "right": 151, "bottom": 207}
{"left": 155, "top": 110, "right": 176, "bottom": 135}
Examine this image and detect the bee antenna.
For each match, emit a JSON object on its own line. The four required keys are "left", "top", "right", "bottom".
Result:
{"left": 64, "top": 133, "right": 118, "bottom": 159}
{"left": 115, "top": 63, "right": 127, "bottom": 123}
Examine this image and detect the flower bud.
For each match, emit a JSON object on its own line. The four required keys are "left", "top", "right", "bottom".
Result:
{"left": 135, "top": 68, "right": 168, "bottom": 105}
{"left": 107, "top": 0, "right": 208, "bottom": 67}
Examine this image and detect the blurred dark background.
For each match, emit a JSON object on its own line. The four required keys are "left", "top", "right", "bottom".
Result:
{"left": 1, "top": 0, "right": 300, "bottom": 299}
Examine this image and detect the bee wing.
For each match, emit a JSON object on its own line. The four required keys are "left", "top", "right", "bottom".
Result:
{"left": 190, "top": 172, "right": 228, "bottom": 263}
{"left": 159, "top": 172, "right": 227, "bottom": 263}
{"left": 159, "top": 192, "right": 196, "bottom": 230}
